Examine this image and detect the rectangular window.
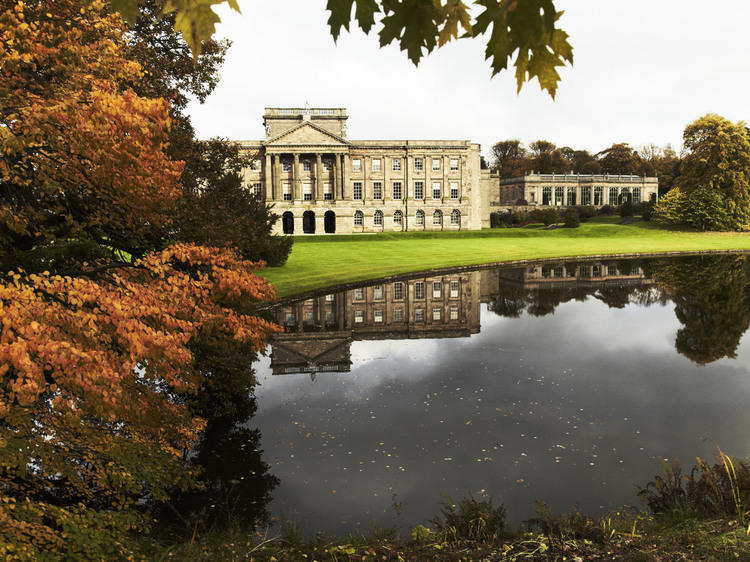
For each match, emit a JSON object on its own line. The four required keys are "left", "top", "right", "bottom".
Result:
{"left": 393, "top": 308, "right": 403, "bottom": 322}
{"left": 450, "top": 306, "right": 459, "bottom": 320}
{"left": 450, "top": 182, "right": 459, "bottom": 199}
{"left": 450, "top": 158, "right": 459, "bottom": 171}
{"left": 432, "top": 281, "right": 441, "bottom": 298}
{"left": 392, "top": 158, "right": 401, "bottom": 171}
{"left": 415, "top": 308, "right": 424, "bottom": 322}
{"left": 393, "top": 282, "right": 403, "bottom": 300}
{"left": 567, "top": 188, "right": 576, "bottom": 206}
{"left": 303, "top": 160, "right": 311, "bottom": 172}
{"left": 414, "top": 181, "right": 424, "bottom": 200}
{"left": 608, "top": 264, "right": 618, "bottom": 276}
{"left": 354, "top": 287, "right": 364, "bottom": 300}
{"left": 251, "top": 159, "right": 261, "bottom": 171}
{"left": 282, "top": 182, "right": 291, "bottom": 201}
{"left": 581, "top": 186, "right": 591, "bottom": 205}
{"left": 323, "top": 182, "right": 332, "bottom": 200}
{"left": 353, "top": 181, "right": 363, "bottom": 200}
{"left": 415, "top": 281, "right": 425, "bottom": 299}
{"left": 432, "top": 158, "right": 441, "bottom": 171}
{"left": 354, "top": 310, "right": 364, "bottom": 323}
{"left": 373, "top": 285, "right": 383, "bottom": 300}
{"left": 323, "top": 160, "right": 332, "bottom": 172}
{"left": 325, "top": 311, "right": 334, "bottom": 323}
{"left": 432, "top": 308, "right": 441, "bottom": 321}
{"left": 352, "top": 158, "right": 361, "bottom": 172}
{"left": 609, "top": 187, "right": 618, "bottom": 205}
{"left": 252, "top": 182, "right": 262, "bottom": 197}
{"left": 594, "top": 187, "right": 603, "bottom": 205}
{"left": 304, "top": 311, "right": 314, "bottom": 323}
{"left": 432, "top": 181, "right": 441, "bottom": 199}
{"left": 325, "top": 293, "right": 334, "bottom": 301}
{"left": 392, "top": 181, "right": 402, "bottom": 200}
{"left": 414, "top": 157, "right": 423, "bottom": 171}
{"left": 374, "top": 310, "right": 383, "bottom": 323}
{"left": 373, "top": 181, "right": 382, "bottom": 199}
{"left": 303, "top": 182, "right": 312, "bottom": 201}
{"left": 372, "top": 158, "right": 382, "bottom": 172}
{"left": 450, "top": 280, "right": 459, "bottom": 298}
{"left": 282, "top": 161, "right": 292, "bottom": 172}
{"left": 286, "top": 312, "right": 296, "bottom": 324}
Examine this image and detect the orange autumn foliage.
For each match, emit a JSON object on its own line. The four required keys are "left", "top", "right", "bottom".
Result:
{"left": 0, "top": 245, "right": 279, "bottom": 556}
{"left": 0, "top": 1, "right": 280, "bottom": 558}
{"left": 0, "top": 0, "right": 183, "bottom": 271}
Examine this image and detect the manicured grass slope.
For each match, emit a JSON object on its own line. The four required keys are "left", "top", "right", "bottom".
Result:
{"left": 261, "top": 219, "right": 750, "bottom": 298}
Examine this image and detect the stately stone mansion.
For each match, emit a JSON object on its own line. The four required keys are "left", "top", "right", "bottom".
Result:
{"left": 238, "top": 107, "right": 659, "bottom": 234}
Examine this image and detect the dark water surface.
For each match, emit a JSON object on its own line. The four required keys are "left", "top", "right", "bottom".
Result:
{"left": 250, "top": 254, "right": 750, "bottom": 536}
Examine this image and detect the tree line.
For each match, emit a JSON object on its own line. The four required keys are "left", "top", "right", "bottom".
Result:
{"left": 489, "top": 139, "right": 681, "bottom": 193}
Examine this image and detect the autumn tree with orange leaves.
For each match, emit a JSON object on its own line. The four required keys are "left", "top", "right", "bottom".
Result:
{"left": 0, "top": 1, "right": 278, "bottom": 558}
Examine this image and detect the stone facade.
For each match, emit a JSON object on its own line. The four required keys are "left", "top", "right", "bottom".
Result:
{"left": 490, "top": 172, "right": 659, "bottom": 207}
{"left": 238, "top": 107, "right": 484, "bottom": 234}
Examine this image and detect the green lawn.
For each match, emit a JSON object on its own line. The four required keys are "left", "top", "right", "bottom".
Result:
{"left": 260, "top": 218, "right": 750, "bottom": 298}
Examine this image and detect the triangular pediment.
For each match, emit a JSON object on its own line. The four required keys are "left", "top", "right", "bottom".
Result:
{"left": 265, "top": 122, "right": 349, "bottom": 147}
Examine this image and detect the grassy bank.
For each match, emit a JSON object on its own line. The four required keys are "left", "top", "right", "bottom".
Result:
{"left": 261, "top": 218, "right": 750, "bottom": 298}
{"left": 143, "top": 506, "right": 750, "bottom": 561}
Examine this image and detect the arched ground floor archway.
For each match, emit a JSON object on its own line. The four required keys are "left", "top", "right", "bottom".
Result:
{"left": 324, "top": 210, "right": 336, "bottom": 233}
{"left": 282, "top": 212, "right": 294, "bottom": 234}
{"left": 303, "top": 210, "right": 316, "bottom": 234}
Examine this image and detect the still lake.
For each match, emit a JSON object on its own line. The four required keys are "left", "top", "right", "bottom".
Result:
{"left": 250, "top": 254, "right": 750, "bottom": 536}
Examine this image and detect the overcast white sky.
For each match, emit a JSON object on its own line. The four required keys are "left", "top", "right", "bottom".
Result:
{"left": 186, "top": 1, "right": 750, "bottom": 160}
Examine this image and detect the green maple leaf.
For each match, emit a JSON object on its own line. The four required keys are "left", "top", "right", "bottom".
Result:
{"left": 163, "top": 0, "right": 241, "bottom": 58}
{"left": 474, "top": 0, "right": 572, "bottom": 98}
{"left": 379, "top": 0, "right": 441, "bottom": 65}
{"left": 438, "top": 0, "right": 472, "bottom": 46}
{"left": 327, "top": 0, "right": 380, "bottom": 40}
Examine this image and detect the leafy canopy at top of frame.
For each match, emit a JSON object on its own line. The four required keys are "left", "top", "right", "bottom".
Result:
{"left": 109, "top": 0, "right": 573, "bottom": 98}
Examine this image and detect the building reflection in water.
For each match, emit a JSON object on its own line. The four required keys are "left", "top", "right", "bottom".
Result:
{"left": 269, "top": 258, "right": 656, "bottom": 377}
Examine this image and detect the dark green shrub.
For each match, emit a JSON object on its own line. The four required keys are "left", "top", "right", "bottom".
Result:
{"left": 640, "top": 201, "right": 655, "bottom": 221}
{"left": 577, "top": 205, "right": 597, "bottom": 221}
{"left": 511, "top": 210, "right": 529, "bottom": 225}
{"left": 531, "top": 208, "right": 559, "bottom": 226}
{"left": 599, "top": 204, "right": 614, "bottom": 216}
{"left": 489, "top": 212, "right": 504, "bottom": 228}
{"left": 620, "top": 200, "right": 635, "bottom": 217}
{"left": 563, "top": 209, "right": 580, "bottom": 228}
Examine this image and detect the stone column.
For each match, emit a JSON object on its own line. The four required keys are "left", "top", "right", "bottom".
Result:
{"left": 316, "top": 153, "right": 323, "bottom": 202}
{"left": 340, "top": 154, "right": 347, "bottom": 199}
{"left": 265, "top": 153, "right": 273, "bottom": 200}
{"left": 333, "top": 154, "right": 340, "bottom": 200}
{"left": 273, "top": 154, "right": 281, "bottom": 201}
{"left": 293, "top": 153, "right": 300, "bottom": 201}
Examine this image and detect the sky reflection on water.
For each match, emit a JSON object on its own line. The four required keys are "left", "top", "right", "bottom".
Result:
{"left": 251, "top": 256, "right": 750, "bottom": 536}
